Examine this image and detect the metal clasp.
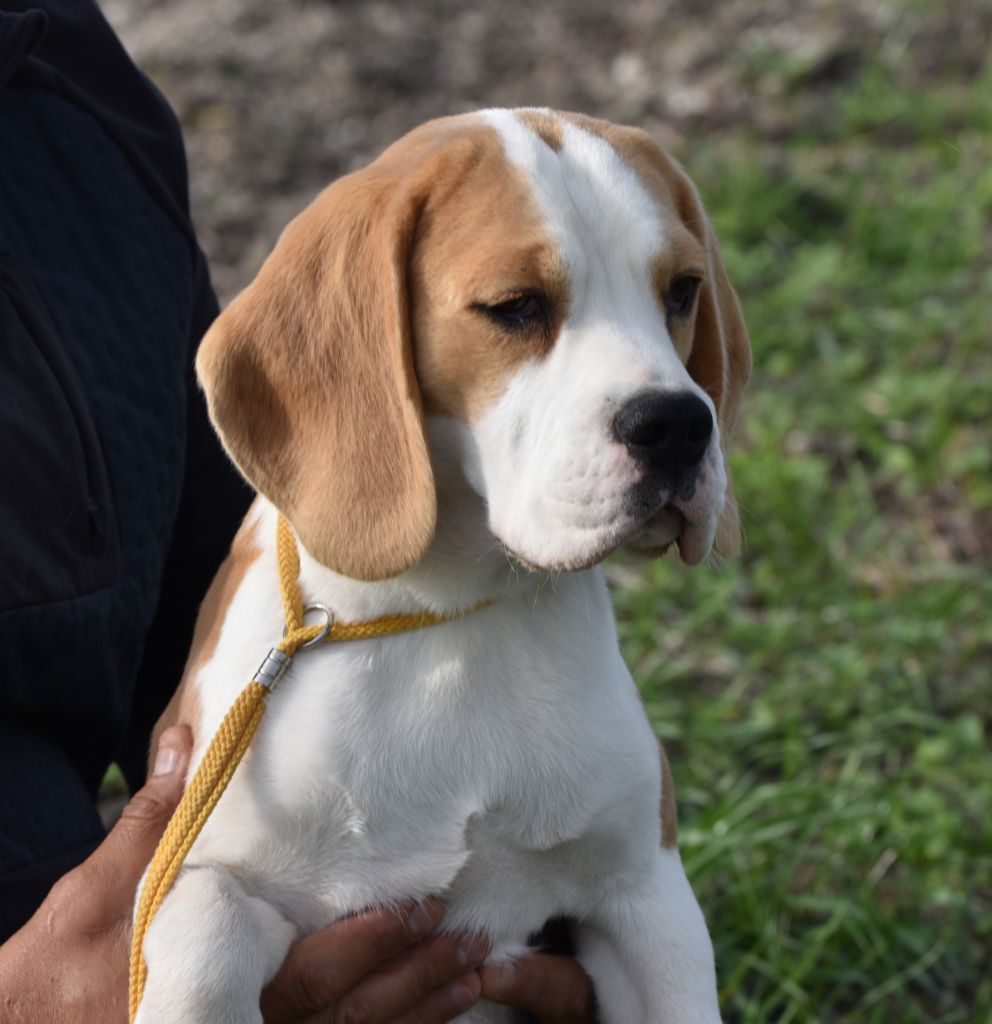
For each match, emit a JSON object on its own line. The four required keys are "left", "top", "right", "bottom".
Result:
{"left": 252, "top": 648, "right": 292, "bottom": 690}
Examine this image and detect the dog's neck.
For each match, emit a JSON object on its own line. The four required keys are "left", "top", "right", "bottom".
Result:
{"left": 285, "top": 418, "right": 571, "bottom": 623}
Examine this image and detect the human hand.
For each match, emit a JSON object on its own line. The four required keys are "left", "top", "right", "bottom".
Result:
{"left": 260, "top": 900, "right": 491, "bottom": 1022}
{"left": 0, "top": 725, "right": 196, "bottom": 1023}
{"left": 480, "top": 954, "right": 597, "bottom": 1023}
{"left": 262, "top": 928, "right": 599, "bottom": 1024}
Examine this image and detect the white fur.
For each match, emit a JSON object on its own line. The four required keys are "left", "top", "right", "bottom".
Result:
{"left": 136, "top": 111, "right": 724, "bottom": 1024}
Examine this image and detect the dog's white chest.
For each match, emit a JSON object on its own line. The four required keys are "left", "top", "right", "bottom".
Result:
{"left": 185, "top": 551, "right": 659, "bottom": 944}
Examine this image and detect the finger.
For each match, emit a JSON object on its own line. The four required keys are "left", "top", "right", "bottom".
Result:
{"left": 261, "top": 900, "right": 444, "bottom": 1023}
{"left": 480, "top": 953, "right": 596, "bottom": 1023}
{"left": 86, "top": 725, "right": 193, "bottom": 889}
{"left": 390, "top": 969, "right": 483, "bottom": 1024}
{"left": 324, "top": 932, "right": 490, "bottom": 1024}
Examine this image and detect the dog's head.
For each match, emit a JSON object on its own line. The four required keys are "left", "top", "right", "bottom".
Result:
{"left": 197, "top": 109, "right": 751, "bottom": 580}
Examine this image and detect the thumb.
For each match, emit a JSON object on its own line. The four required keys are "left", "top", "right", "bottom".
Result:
{"left": 89, "top": 724, "right": 193, "bottom": 887}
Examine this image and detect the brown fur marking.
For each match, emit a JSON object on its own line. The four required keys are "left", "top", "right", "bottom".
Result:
{"left": 147, "top": 513, "right": 261, "bottom": 775}
{"left": 515, "top": 109, "right": 565, "bottom": 152}
{"left": 409, "top": 122, "right": 569, "bottom": 423}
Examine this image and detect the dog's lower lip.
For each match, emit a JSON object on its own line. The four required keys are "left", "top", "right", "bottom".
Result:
{"left": 647, "top": 504, "right": 686, "bottom": 534}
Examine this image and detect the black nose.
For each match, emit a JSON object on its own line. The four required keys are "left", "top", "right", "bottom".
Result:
{"left": 612, "top": 391, "right": 714, "bottom": 472}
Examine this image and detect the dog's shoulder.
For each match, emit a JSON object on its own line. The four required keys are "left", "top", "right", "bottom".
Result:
{"left": 147, "top": 507, "right": 264, "bottom": 775}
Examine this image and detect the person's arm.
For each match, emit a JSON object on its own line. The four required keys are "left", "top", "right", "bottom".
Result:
{"left": 0, "top": 726, "right": 595, "bottom": 1023}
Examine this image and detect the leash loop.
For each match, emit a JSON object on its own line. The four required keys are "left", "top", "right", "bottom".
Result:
{"left": 285, "top": 603, "right": 334, "bottom": 649}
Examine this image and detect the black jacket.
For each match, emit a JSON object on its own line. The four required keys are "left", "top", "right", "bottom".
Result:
{"left": 0, "top": 1, "right": 250, "bottom": 939}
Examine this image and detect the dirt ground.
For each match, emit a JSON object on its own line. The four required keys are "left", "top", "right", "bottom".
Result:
{"left": 101, "top": 0, "right": 988, "bottom": 306}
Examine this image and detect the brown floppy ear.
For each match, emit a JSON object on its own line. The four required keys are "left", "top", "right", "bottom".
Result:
{"left": 686, "top": 213, "right": 752, "bottom": 556}
{"left": 196, "top": 167, "right": 436, "bottom": 580}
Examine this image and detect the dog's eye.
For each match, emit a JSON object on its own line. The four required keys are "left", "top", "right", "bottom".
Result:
{"left": 665, "top": 276, "right": 702, "bottom": 318}
{"left": 480, "top": 293, "right": 548, "bottom": 330}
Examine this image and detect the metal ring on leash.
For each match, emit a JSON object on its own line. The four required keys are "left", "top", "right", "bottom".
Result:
{"left": 284, "top": 603, "right": 334, "bottom": 648}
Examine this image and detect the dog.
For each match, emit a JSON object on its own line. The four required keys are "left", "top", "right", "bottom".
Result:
{"left": 138, "top": 108, "right": 751, "bottom": 1023}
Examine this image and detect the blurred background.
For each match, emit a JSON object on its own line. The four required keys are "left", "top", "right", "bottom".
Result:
{"left": 101, "top": 1, "right": 991, "bottom": 1020}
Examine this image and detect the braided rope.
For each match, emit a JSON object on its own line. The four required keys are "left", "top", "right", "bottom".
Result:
{"left": 128, "top": 516, "right": 487, "bottom": 1020}
{"left": 128, "top": 683, "right": 267, "bottom": 1019}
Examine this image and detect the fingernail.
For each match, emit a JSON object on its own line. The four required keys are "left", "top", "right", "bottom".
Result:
{"left": 487, "top": 962, "right": 516, "bottom": 997}
{"left": 450, "top": 973, "right": 481, "bottom": 1012}
{"left": 152, "top": 745, "right": 178, "bottom": 776}
{"left": 405, "top": 902, "right": 437, "bottom": 937}
{"left": 457, "top": 934, "right": 490, "bottom": 967}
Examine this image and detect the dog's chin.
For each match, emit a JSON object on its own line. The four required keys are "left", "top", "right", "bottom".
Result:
{"left": 498, "top": 523, "right": 631, "bottom": 574}
{"left": 501, "top": 539, "right": 619, "bottom": 574}
{"left": 499, "top": 505, "right": 714, "bottom": 574}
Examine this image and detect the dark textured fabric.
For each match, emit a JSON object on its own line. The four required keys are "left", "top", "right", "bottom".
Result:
{"left": 0, "top": 254, "right": 121, "bottom": 610}
{"left": 0, "top": 2, "right": 198, "bottom": 246}
{"left": 0, "top": 6, "right": 251, "bottom": 940}
{"left": 0, "top": 9, "right": 46, "bottom": 90}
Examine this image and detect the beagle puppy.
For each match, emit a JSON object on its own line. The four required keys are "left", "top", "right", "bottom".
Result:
{"left": 139, "top": 108, "right": 750, "bottom": 1024}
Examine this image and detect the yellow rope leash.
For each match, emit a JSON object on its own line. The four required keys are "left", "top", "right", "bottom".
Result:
{"left": 128, "top": 515, "right": 481, "bottom": 1021}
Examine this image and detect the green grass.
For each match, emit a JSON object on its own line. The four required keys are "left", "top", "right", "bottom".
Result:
{"left": 614, "top": 8, "right": 992, "bottom": 1022}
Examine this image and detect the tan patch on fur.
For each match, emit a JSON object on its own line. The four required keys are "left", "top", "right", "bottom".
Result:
{"left": 560, "top": 112, "right": 752, "bottom": 555}
{"left": 409, "top": 123, "right": 569, "bottom": 423}
{"left": 515, "top": 109, "right": 564, "bottom": 152}
{"left": 147, "top": 513, "right": 261, "bottom": 775}
{"left": 659, "top": 743, "right": 679, "bottom": 849}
